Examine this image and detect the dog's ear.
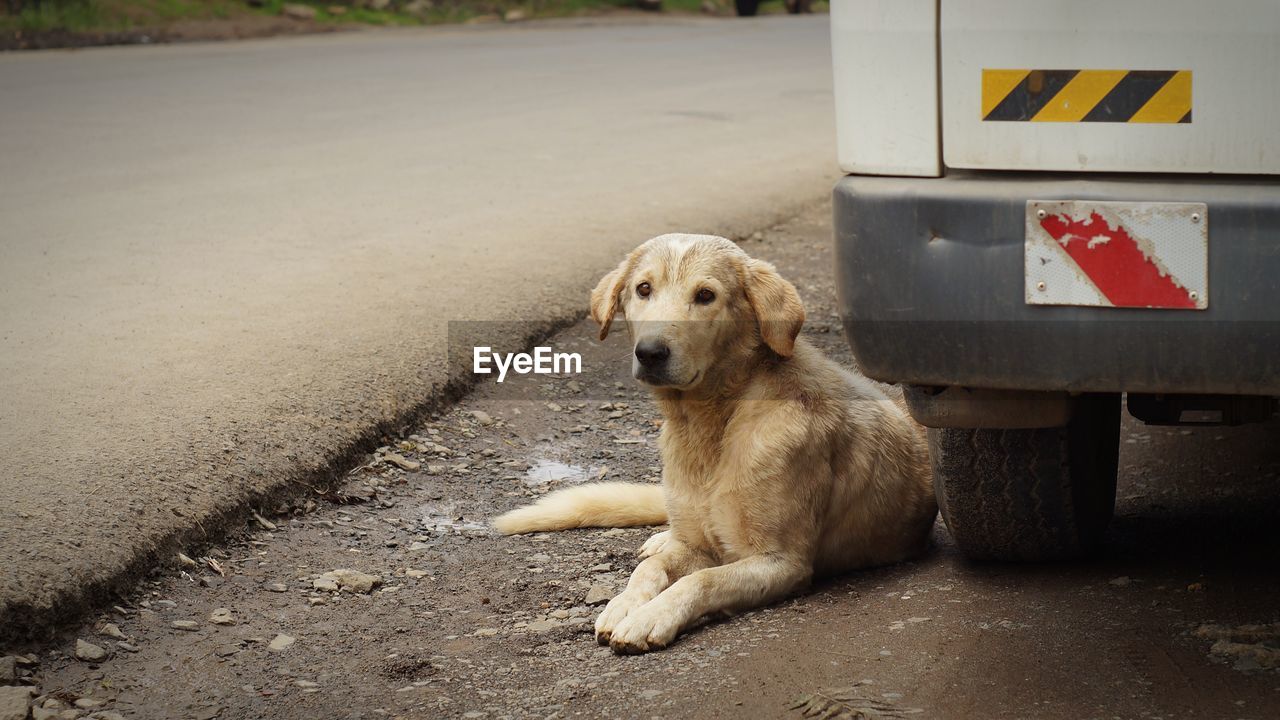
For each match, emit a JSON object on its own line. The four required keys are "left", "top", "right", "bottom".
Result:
{"left": 590, "top": 250, "right": 641, "bottom": 341}
{"left": 743, "top": 258, "right": 805, "bottom": 357}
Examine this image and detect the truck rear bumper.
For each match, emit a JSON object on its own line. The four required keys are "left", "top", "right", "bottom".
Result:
{"left": 834, "top": 172, "right": 1280, "bottom": 395}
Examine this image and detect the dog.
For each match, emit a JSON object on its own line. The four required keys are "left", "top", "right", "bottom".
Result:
{"left": 494, "top": 234, "right": 936, "bottom": 654}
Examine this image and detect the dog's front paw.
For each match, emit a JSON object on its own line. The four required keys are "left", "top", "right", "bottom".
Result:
{"left": 638, "top": 530, "right": 671, "bottom": 559}
{"left": 594, "top": 591, "right": 643, "bottom": 645}
{"left": 608, "top": 602, "right": 681, "bottom": 655}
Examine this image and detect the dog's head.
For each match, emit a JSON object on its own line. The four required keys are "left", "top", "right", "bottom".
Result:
{"left": 589, "top": 234, "right": 805, "bottom": 390}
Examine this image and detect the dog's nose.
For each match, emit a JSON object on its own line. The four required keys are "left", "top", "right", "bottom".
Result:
{"left": 634, "top": 339, "right": 670, "bottom": 368}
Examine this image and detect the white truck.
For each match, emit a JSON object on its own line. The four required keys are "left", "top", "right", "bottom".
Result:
{"left": 830, "top": 0, "right": 1280, "bottom": 561}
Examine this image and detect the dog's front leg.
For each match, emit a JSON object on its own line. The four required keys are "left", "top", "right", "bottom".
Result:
{"left": 594, "top": 538, "right": 712, "bottom": 645}
{"left": 608, "top": 553, "right": 810, "bottom": 654}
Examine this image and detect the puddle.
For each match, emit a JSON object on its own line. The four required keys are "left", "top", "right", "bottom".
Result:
{"left": 1196, "top": 623, "right": 1280, "bottom": 671}
{"left": 523, "top": 457, "right": 596, "bottom": 486}
{"left": 417, "top": 503, "right": 489, "bottom": 536}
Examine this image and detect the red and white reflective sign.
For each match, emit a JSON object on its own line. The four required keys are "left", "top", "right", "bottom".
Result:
{"left": 1025, "top": 200, "right": 1208, "bottom": 310}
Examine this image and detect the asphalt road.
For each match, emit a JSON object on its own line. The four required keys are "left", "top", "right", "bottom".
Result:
{"left": 0, "top": 15, "right": 838, "bottom": 640}
{"left": 15, "top": 202, "right": 1280, "bottom": 719}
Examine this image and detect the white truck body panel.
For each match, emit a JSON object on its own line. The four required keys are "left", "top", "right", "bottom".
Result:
{"left": 830, "top": 0, "right": 940, "bottom": 177}
{"left": 940, "top": 0, "right": 1280, "bottom": 175}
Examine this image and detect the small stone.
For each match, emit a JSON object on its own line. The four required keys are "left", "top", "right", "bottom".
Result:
{"left": 89, "top": 712, "right": 127, "bottom": 720}
{"left": 116, "top": 642, "right": 139, "bottom": 653}
{"left": 473, "top": 628, "right": 499, "bottom": 637}
{"left": 462, "top": 712, "right": 487, "bottom": 719}
{"left": 171, "top": 620, "right": 199, "bottom": 632}
{"left": 526, "top": 619, "right": 559, "bottom": 633}
{"left": 584, "top": 585, "right": 613, "bottom": 605}
{"left": 177, "top": 552, "right": 197, "bottom": 568}
{"left": 251, "top": 511, "right": 277, "bottom": 531}
{"left": 266, "top": 583, "right": 288, "bottom": 593}
{"left": 209, "top": 608, "right": 235, "bottom": 626}
{"left": 314, "top": 569, "right": 381, "bottom": 594}
{"left": 549, "top": 609, "right": 570, "bottom": 620}
{"left": 74, "top": 640, "right": 107, "bottom": 662}
{"left": 281, "top": 3, "right": 316, "bottom": 20}
{"left": 469, "top": 410, "right": 494, "bottom": 425}
{"left": 0, "top": 656, "right": 15, "bottom": 685}
{"left": 294, "top": 680, "right": 319, "bottom": 689}
{"left": 640, "top": 689, "right": 663, "bottom": 700}
{"left": 267, "top": 634, "right": 295, "bottom": 652}
{"left": 588, "top": 563, "right": 613, "bottom": 573}
{"left": 383, "top": 453, "right": 420, "bottom": 471}
{"left": 1109, "top": 576, "right": 1132, "bottom": 587}
{"left": 153, "top": 600, "right": 177, "bottom": 609}
{"left": 0, "top": 686, "right": 31, "bottom": 719}
{"left": 73, "top": 698, "right": 103, "bottom": 709}
{"left": 98, "top": 623, "right": 127, "bottom": 640}
{"left": 404, "top": 569, "right": 428, "bottom": 579}
{"left": 34, "top": 708, "right": 61, "bottom": 720}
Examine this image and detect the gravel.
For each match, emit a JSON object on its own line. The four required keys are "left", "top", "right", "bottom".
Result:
{"left": 267, "top": 634, "right": 295, "bottom": 652}
{"left": 208, "top": 608, "right": 235, "bottom": 626}
{"left": 0, "top": 686, "right": 32, "bottom": 720}
{"left": 72, "top": 640, "right": 106, "bottom": 663}
{"left": 96, "top": 624, "right": 127, "bottom": 641}
{"left": 313, "top": 569, "right": 381, "bottom": 594}
{"left": 584, "top": 585, "right": 614, "bottom": 605}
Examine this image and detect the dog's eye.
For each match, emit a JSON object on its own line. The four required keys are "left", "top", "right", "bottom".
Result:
{"left": 636, "top": 282, "right": 652, "bottom": 298}
{"left": 694, "top": 288, "right": 715, "bottom": 305}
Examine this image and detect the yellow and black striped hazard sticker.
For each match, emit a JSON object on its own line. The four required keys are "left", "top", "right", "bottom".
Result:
{"left": 982, "top": 69, "right": 1192, "bottom": 123}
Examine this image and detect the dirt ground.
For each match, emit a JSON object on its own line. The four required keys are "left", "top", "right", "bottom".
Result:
{"left": 6, "top": 201, "right": 1280, "bottom": 719}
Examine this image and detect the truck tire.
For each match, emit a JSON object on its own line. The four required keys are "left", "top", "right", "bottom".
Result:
{"left": 735, "top": 0, "right": 759, "bottom": 16}
{"left": 929, "top": 393, "right": 1122, "bottom": 561}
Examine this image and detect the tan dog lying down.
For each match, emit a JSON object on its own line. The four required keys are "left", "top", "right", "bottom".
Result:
{"left": 494, "top": 234, "right": 936, "bottom": 654}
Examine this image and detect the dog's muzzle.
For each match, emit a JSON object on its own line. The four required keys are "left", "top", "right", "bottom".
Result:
{"left": 633, "top": 338, "right": 677, "bottom": 385}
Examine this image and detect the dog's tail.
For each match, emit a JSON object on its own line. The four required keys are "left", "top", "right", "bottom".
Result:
{"left": 492, "top": 482, "right": 666, "bottom": 535}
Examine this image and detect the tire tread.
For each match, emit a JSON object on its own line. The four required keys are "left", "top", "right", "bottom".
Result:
{"left": 929, "top": 395, "right": 1120, "bottom": 561}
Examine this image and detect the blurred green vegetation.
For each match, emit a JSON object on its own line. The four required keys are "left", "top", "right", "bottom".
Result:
{"left": 2, "top": 0, "right": 240, "bottom": 33}
{"left": 1, "top": 0, "right": 823, "bottom": 37}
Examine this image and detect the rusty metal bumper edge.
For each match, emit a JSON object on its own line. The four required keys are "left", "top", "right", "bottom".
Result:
{"left": 834, "top": 172, "right": 1280, "bottom": 396}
